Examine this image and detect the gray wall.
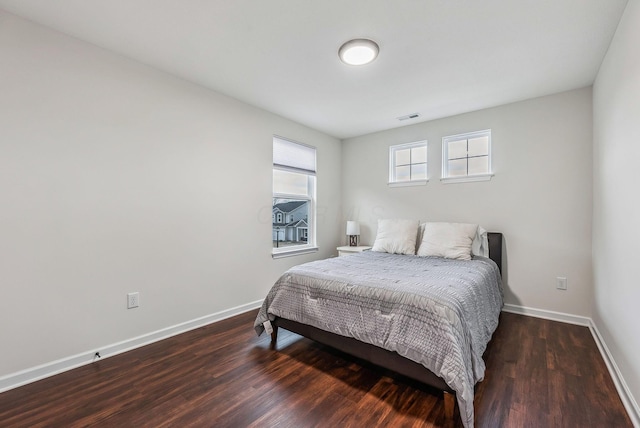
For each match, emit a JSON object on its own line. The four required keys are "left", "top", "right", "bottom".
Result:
{"left": 593, "top": 0, "right": 640, "bottom": 416}
{"left": 0, "top": 11, "right": 342, "bottom": 376}
{"left": 341, "top": 88, "right": 593, "bottom": 317}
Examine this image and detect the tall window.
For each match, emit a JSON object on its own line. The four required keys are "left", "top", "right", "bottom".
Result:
{"left": 272, "top": 136, "right": 317, "bottom": 257}
{"left": 442, "top": 129, "right": 493, "bottom": 183}
{"left": 388, "top": 141, "right": 428, "bottom": 186}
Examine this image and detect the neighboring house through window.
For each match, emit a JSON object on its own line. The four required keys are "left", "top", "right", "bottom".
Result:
{"left": 388, "top": 141, "right": 428, "bottom": 186}
{"left": 272, "top": 136, "right": 317, "bottom": 257}
{"left": 442, "top": 129, "right": 493, "bottom": 183}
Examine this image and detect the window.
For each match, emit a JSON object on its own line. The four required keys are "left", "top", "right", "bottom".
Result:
{"left": 388, "top": 141, "right": 428, "bottom": 186}
{"left": 442, "top": 129, "right": 493, "bottom": 183}
{"left": 272, "top": 136, "right": 317, "bottom": 257}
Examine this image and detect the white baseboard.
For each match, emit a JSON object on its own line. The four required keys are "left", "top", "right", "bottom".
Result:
{"left": 0, "top": 299, "right": 263, "bottom": 394}
{"left": 502, "top": 303, "right": 591, "bottom": 326}
{"left": 503, "top": 303, "right": 639, "bottom": 427}
{"left": 589, "top": 320, "right": 640, "bottom": 428}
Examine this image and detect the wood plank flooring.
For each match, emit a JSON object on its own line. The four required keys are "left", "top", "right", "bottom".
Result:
{"left": 0, "top": 311, "right": 632, "bottom": 427}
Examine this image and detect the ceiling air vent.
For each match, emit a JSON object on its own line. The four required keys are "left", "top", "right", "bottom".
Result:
{"left": 397, "top": 113, "right": 420, "bottom": 121}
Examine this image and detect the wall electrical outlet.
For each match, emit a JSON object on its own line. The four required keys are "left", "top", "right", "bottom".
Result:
{"left": 127, "top": 292, "right": 140, "bottom": 309}
{"left": 556, "top": 277, "right": 568, "bottom": 290}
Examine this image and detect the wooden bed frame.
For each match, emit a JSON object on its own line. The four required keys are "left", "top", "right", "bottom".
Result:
{"left": 269, "top": 232, "right": 503, "bottom": 421}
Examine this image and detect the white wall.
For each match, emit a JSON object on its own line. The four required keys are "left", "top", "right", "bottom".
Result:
{"left": 0, "top": 11, "right": 342, "bottom": 377}
{"left": 593, "top": 0, "right": 640, "bottom": 416}
{"left": 342, "top": 88, "right": 593, "bottom": 316}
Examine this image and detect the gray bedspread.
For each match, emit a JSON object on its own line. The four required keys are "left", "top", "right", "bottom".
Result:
{"left": 254, "top": 251, "right": 502, "bottom": 428}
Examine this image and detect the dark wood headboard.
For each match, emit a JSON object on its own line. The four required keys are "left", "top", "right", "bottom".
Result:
{"left": 487, "top": 232, "right": 503, "bottom": 275}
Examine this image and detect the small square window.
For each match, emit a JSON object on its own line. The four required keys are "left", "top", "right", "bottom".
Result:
{"left": 442, "top": 130, "right": 493, "bottom": 183}
{"left": 389, "top": 141, "right": 428, "bottom": 186}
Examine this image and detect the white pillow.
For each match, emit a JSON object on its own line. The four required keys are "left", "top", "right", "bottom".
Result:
{"left": 471, "top": 226, "right": 489, "bottom": 257}
{"left": 417, "top": 223, "right": 488, "bottom": 257}
{"left": 417, "top": 222, "right": 478, "bottom": 260}
{"left": 371, "top": 219, "right": 420, "bottom": 255}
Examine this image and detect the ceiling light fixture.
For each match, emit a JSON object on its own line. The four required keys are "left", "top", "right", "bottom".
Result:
{"left": 338, "top": 39, "right": 379, "bottom": 66}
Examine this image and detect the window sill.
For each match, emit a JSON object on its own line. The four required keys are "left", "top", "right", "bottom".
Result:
{"left": 441, "top": 174, "right": 494, "bottom": 184}
{"left": 272, "top": 246, "right": 319, "bottom": 259}
{"left": 388, "top": 180, "right": 428, "bottom": 188}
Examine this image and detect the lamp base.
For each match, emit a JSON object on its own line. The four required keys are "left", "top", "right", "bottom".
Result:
{"left": 349, "top": 235, "right": 358, "bottom": 247}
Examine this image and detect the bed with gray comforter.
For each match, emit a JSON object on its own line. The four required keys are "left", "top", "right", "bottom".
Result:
{"left": 255, "top": 251, "right": 502, "bottom": 428}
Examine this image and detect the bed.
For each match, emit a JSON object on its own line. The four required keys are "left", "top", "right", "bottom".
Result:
{"left": 255, "top": 223, "right": 503, "bottom": 428}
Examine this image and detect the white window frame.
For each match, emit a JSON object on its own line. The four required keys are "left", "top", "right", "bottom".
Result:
{"left": 272, "top": 136, "right": 317, "bottom": 258}
{"left": 441, "top": 129, "right": 493, "bottom": 184}
{"left": 388, "top": 140, "right": 428, "bottom": 187}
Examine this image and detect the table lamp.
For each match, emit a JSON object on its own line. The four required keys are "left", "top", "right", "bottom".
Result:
{"left": 346, "top": 221, "right": 360, "bottom": 247}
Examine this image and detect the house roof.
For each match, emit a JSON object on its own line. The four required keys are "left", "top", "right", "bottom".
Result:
{"left": 287, "top": 219, "right": 308, "bottom": 228}
{"left": 273, "top": 218, "right": 308, "bottom": 228}
{"left": 273, "top": 201, "right": 306, "bottom": 213}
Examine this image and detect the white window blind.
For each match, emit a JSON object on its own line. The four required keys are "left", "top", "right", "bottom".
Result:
{"left": 273, "top": 136, "right": 316, "bottom": 175}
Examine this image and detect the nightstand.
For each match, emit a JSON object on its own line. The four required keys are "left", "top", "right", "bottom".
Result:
{"left": 337, "top": 245, "right": 372, "bottom": 256}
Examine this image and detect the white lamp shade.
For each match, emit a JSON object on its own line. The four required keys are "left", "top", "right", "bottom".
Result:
{"left": 346, "top": 221, "right": 360, "bottom": 236}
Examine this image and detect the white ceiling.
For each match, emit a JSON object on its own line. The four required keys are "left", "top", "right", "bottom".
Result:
{"left": 0, "top": 0, "right": 629, "bottom": 139}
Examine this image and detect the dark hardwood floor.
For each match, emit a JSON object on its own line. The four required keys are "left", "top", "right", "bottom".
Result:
{"left": 0, "top": 311, "right": 632, "bottom": 427}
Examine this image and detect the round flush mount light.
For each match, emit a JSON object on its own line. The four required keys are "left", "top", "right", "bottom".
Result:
{"left": 338, "top": 39, "right": 379, "bottom": 66}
